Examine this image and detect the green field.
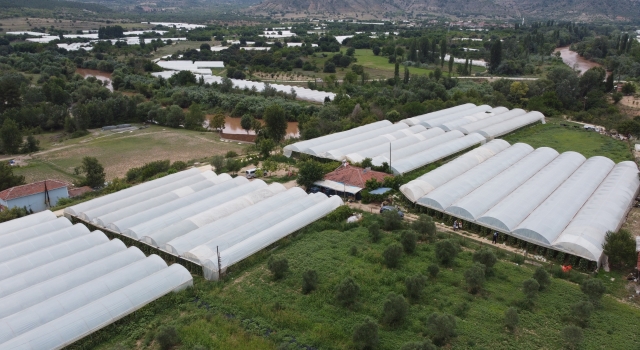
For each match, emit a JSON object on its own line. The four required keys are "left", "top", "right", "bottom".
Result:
{"left": 503, "top": 119, "right": 633, "bottom": 163}
{"left": 83, "top": 215, "right": 640, "bottom": 350}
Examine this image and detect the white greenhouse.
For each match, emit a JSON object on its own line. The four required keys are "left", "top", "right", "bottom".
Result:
{"left": 400, "top": 142, "right": 640, "bottom": 263}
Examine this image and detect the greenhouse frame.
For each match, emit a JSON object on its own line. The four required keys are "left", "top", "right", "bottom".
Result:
{"left": 400, "top": 143, "right": 640, "bottom": 263}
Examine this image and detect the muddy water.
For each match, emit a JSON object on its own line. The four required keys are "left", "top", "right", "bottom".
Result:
{"left": 553, "top": 46, "right": 603, "bottom": 76}
{"left": 213, "top": 116, "right": 300, "bottom": 138}
{"left": 76, "top": 68, "right": 113, "bottom": 91}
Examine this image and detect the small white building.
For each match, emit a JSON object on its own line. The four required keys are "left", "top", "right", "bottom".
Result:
{"left": 0, "top": 180, "right": 69, "bottom": 213}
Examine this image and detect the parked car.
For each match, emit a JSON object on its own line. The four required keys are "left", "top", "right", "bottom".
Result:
{"left": 380, "top": 206, "right": 404, "bottom": 218}
{"left": 308, "top": 186, "right": 321, "bottom": 194}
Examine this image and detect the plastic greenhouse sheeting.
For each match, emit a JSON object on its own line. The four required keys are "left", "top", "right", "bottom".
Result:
{"left": 402, "top": 103, "right": 476, "bottom": 126}
{"left": 79, "top": 171, "right": 217, "bottom": 221}
{"left": 0, "top": 211, "right": 57, "bottom": 236}
{"left": 165, "top": 187, "right": 308, "bottom": 256}
{"left": 93, "top": 173, "right": 231, "bottom": 227}
{"left": 512, "top": 156, "right": 615, "bottom": 246}
{"left": 306, "top": 123, "right": 410, "bottom": 158}
{"left": 400, "top": 139, "right": 510, "bottom": 202}
{"left": 64, "top": 168, "right": 200, "bottom": 217}
{"left": 0, "top": 264, "right": 192, "bottom": 350}
{"left": 419, "top": 105, "right": 492, "bottom": 128}
{"left": 477, "top": 152, "right": 586, "bottom": 232}
{"left": 371, "top": 130, "right": 464, "bottom": 167}
{"left": 0, "top": 224, "right": 90, "bottom": 264}
{"left": 108, "top": 176, "right": 244, "bottom": 233}
{"left": 439, "top": 107, "right": 509, "bottom": 131}
{"left": 553, "top": 161, "right": 640, "bottom": 261}
{"left": 0, "top": 247, "right": 146, "bottom": 320}
{"left": 345, "top": 127, "right": 444, "bottom": 164}
{"left": 475, "top": 112, "right": 545, "bottom": 139}
{"left": 417, "top": 143, "right": 534, "bottom": 209}
{"left": 456, "top": 109, "right": 527, "bottom": 134}
{"left": 326, "top": 125, "right": 426, "bottom": 161}
{"left": 283, "top": 120, "right": 391, "bottom": 157}
{"left": 389, "top": 133, "right": 488, "bottom": 175}
{"left": 123, "top": 179, "right": 266, "bottom": 239}
{"left": 185, "top": 192, "right": 328, "bottom": 262}
{"left": 446, "top": 147, "right": 559, "bottom": 221}
{"left": 0, "top": 218, "right": 72, "bottom": 248}
{"left": 141, "top": 183, "right": 287, "bottom": 247}
{"left": 203, "top": 195, "right": 344, "bottom": 280}
{"left": 0, "top": 239, "right": 124, "bottom": 298}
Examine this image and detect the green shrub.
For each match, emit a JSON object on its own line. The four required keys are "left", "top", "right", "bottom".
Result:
{"left": 155, "top": 326, "right": 179, "bottom": 350}
{"left": 400, "top": 340, "right": 437, "bottom": 350}
{"left": 302, "top": 269, "right": 318, "bottom": 294}
{"left": 511, "top": 254, "right": 525, "bottom": 265}
{"left": 411, "top": 214, "right": 436, "bottom": 241}
{"left": 326, "top": 205, "right": 353, "bottom": 222}
{"left": 472, "top": 248, "right": 497, "bottom": 276}
{"left": 210, "top": 155, "right": 225, "bottom": 172}
{"left": 267, "top": 257, "right": 289, "bottom": 280}
{"left": 532, "top": 266, "right": 551, "bottom": 291}
{"left": 504, "top": 307, "right": 519, "bottom": 332}
{"left": 464, "top": 263, "right": 486, "bottom": 294}
{"left": 435, "top": 239, "right": 458, "bottom": 266}
{"left": 381, "top": 209, "right": 403, "bottom": 231}
{"left": 405, "top": 274, "right": 427, "bottom": 301}
{"left": 581, "top": 279, "right": 606, "bottom": 305}
{"left": 400, "top": 230, "right": 418, "bottom": 254}
{"left": 126, "top": 159, "right": 171, "bottom": 182}
{"left": 349, "top": 245, "right": 358, "bottom": 256}
{"left": 427, "top": 264, "right": 440, "bottom": 279}
{"left": 555, "top": 252, "right": 566, "bottom": 263}
{"left": 335, "top": 277, "right": 360, "bottom": 307}
{"left": 522, "top": 278, "right": 540, "bottom": 301}
{"left": 383, "top": 243, "right": 403, "bottom": 268}
{"left": 369, "top": 222, "right": 382, "bottom": 243}
{"left": 569, "top": 301, "right": 594, "bottom": 328}
{"left": 225, "top": 150, "right": 238, "bottom": 158}
{"left": 426, "top": 312, "right": 457, "bottom": 346}
{"left": 603, "top": 230, "right": 637, "bottom": 269}
{"left": 562, "top": 325, "right": 583, "bottom": 350}
{"left": 381, "top": 292, "right": 409, "bottom": 327}
{"left": 352, "top": 318, "right": 378, "bottom": 350}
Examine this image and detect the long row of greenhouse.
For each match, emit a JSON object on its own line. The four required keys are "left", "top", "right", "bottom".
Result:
{"left": 0, "top": 212, "right": 193, "bottom": 350}
{"left": 64, "top": 167, "right": 343, "bottom": 280}
{"left": 400, "top": 140, "right": 640, "bottom": 263}
{"left": 283, "top": 103, "right": 545, "bottom": 174}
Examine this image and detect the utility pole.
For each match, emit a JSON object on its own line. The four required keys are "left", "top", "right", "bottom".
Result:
{"left": 389, "top": 142, "right": 392, "bottom": 173}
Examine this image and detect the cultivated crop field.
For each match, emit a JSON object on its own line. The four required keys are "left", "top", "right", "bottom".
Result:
{"left": 10, "top": 125, "right": 246, "bottom": 183}
{"left": 80, "top": 214, "right": 640, "bottom": 350}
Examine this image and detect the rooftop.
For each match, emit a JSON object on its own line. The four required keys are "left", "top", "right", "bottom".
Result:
{"left": 0, "top": 180, "right": 69, "bottom": 201}
{"left": 323, "top": 164, "right": 390, "bottom": 189}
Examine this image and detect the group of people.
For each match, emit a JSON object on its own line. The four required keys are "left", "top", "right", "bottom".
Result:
{"left": 452, "top": 220, "right": 464, "bottom": 231}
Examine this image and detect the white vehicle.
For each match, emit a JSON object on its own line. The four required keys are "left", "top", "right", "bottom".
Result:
{"left": 245, "top": 168, "right": 257, "bottom": 179}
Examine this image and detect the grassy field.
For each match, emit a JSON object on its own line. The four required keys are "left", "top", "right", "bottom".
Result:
{"left": 82, "top": 214, "right": 640, "bottom": 350}
{"left": 9, "top": 125, "right": 246, "bottom": 183}
{"left": 502, "top": 119, "right": 634, "bottom": 163}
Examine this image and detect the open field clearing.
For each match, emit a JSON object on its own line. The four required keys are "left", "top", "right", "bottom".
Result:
{"left": 0, "top": 17, "right": 150, "bottom": 33}
{"left": 9, "top": 126, "right": 246, "bottom": 183}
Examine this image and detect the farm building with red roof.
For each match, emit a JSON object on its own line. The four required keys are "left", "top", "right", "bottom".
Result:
{"left": 314, "top": 163, "right": 391, "bottom": 199}
{"left": 0, "top": 180, "right": 69, "bottom": 213}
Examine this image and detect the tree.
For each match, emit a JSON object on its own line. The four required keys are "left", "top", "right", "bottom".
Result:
{"left": 400, "top": 230, "right": 417, "bottom": 254}
{"left": 258, "top": 138, "right": 275, "bottom": 158}
{"left": 427, "top": 264, "right": 439, "bottom": 279}
{"left": 603, "top": 230, "right": 636, "bottom": 268}
{"left": 403, "top": 66, "right": 410, "bottom": 84}
{"left": 210, "top": 155, "right": 225, "bottom": 172}
{"left": 383, "top": 243, "right": 403, "bottom": 268}
{"left": 302, "top": 269, "right": 318, "bottom": 294}
{"left": 385, "top": 110, "right": 401, "bottom": 123}
{"left": 426, "top": 313, "right": 457, "bottom": 346}
{"left": 168, "top": 70, "right": 196, "bottom": 86}
{"left": 382, "top": 293, "right": 409, "bottom": 327}
{"left": 510, "top": 81, "right": 529, "bottom": 100}
{"left": 155, "top": 326, "right": 179, "bottom": 350}
{"left": 489, "top": 39, "right": 502, "bottom": 73}
{"left": 473, "top": 248, "right": 497, "bottom": 276}
{"left": 335, "top": 277, "right": 360, "bottom": 307}
{"left": 372, "top": 46, "right": 381, "bottom": 56}
{"left": 200, "top": 43, "right": 211, "bottom": 51}
{"left": 405, "top": 274, "right": 426, "bottom": 301}
{"left": 394, "top": 62, "right": 400, "bottom": 82}
{"left": 0, "top": 162, "right": 25, "bottom": 191}
{"left": 612, "top": 92, "right": 623, "bottom": 104}
{"left": 381, "top": 210, "right": 402, "bottom": 231}
{"left": 210, "top": 113, "right": 226, "bottom": 131}
{"left": 225, "top": 158, "right": 242, "bottom": 175}
{"left": 435, "top": 239, "right": 458, "bottom": 266}
{"left": 581, "top": 279, "right": 606, "bottom": 305}
{"left": 184, "top": 103, "right": 205, "bottom": 130}
{"left": 522, "top": 278, "right": 540, "bottom": 303}
{"left": 605, "top": 73, "right": 614, "bottom": 92}
{"left": 346, "top": 47, "right": 355, "bottom": 56}
{"left": 297, "top": 160, "right": 324, "bottom": 189}
{"left": 532, "top": 267, "right": 551, "bottom": 291}
{"left": 621, "top": 82, "right": 636, "bottom": 95}
{"left": 433, "top": 67, "right": 442, "bottom": 82}
{"left": 562, "top": 325, "right": 583, "bottom": 350}
{"left": 165, "top": 105, "right": 185, "bottom": 128}
{"left": 578, "top": 67, "right": 605, "bottom": 97}
{"left": 400, "top": 341, "right": 436, "bottom": 350}
{"left": 412, "top": 215, "right": 436, "bottom": 241}
{"left": 324, "top": 61, "right": 336, "bottom": 73}
{"left": 464, "top": 263, "right": 486, "bottom": 294}
{"left": 569, "top": 301, "right": 593, "bottom": 328}
{"left": 267, "top": 257, "right": 289, "bottom": 280}
{"left": 76, "top": 157, "right": 106, "bottom": 188}
{"left": 504, "top": 307, "right": 519, "bottom": 332}
{"left": 448, "top": 55, "right": 454, "bottom": 75}
{"left": 369, "top": 222, "right": 382, "bottom": 243}
{"left": 439, "top": 38, "right": 446, "bottom": 67}
{"left": 352, "top": 318, "right": 378, "bottom": 350}
{"left": 20, "top": 135, "right": 40, "bottom": 154}
{"left": 0, "top": 119, "right": 22, "bottom": 154}
{"left": 263, "top": 104, "right": 287, "bottom": 142}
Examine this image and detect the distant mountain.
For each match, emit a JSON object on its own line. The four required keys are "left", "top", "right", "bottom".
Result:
{"left": 249, "top": 0, "right": 640, "bottom": 21}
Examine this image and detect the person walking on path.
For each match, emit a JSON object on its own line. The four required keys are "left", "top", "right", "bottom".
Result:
{"left": 492, "top": 231, "right": 498, "bottom": 244}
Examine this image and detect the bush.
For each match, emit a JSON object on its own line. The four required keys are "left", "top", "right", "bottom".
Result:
{"left": 581, "top": 279, "right": 606, "bottom": 305}
{"left": 381, "top": 292, "right": 409, "bottom": 327}
{"left": 400, "top": 230, "right": 417, "bottom": 254}
{"left": 352, "top": 318, "right": 378, "bottom": 350}
{"left": 472, "top": 248, "right": 497, "bottom": 276}
{"left": 603, "top": 230, "right": 636, "bottom": 269}
{"left": 225, "top": 150, "right": 238, "bottom": 158}
{"left": 126, "top": 160, "right": 170, "bottom": 183}
{"left": 326, "top": 205, "right": 353, "bottom": 222}
{"left": 464, "top": 263, "right": 486, "bottom": 294}
{"left": 210, "top": 155, "right": 225, "bottom": 172}
{"left": 302, "top": 269, "right": 318, "bottom": 294}
{"left": 532, "top": 266, "right": 551, "bottom": 291}
{"left": 412, "top": 214, "right": 436, "bottom": 241}
{"left": 522, "top": 278, "right": 540, "bottom": 300}
{"left": 504, "top": 307, "right": 519, "bottom": 332}
{"left": 383, "top": 243, "right": 403, "bottom": 268}
{"left": 435, "top": 239, "right": 458, "bottom": 266}
{"left": 349, "top": 245, "right": 358, "bottom": 256}
{"left": 562, "top": 325, "right": 583, "bottom": 350}
{"left": 400, "top": 341, "right": 437, "bottom": 350}
{"left": 267, "top": 257, "right": 289, "bottom": 280}
{"left": 426, "top": 312, "right": 457, "bottom": 346}
{"left": 335, "top": 277, "right": 360, "bottom": 307}
{"left": 381, "top": 210, "right": 403, "bottom": 231}
{"left": 155, "top": 326, "right": 179, "bottom": 350}
{"left": 170, "top": 161, "right": 188, "bottom": 171}
{"left": 369, "top": 223, "right": 382, "bottom": 243}
{"left": 569, "top": 301, "right": 594, "bottom": 328}
{"left": 427, "top": 264, "right": 439, "bottom": 279}
{"left": 405, "top": 274, "right": 426, "bottom": 301}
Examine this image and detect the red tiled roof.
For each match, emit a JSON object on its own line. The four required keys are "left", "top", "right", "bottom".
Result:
{"left": 0, "top": 180, "right": 69, "bottom": 201}
{"left": 324, "top": 164, "right": 390, "bottom": 189}
{"left": 68, "top": 186, "right": 93, "bottom": 198}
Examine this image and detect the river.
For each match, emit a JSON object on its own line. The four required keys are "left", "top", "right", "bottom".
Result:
{"left": 76, "top": 68, "right": 113, "bottom": 91}
{"left": 553, "top": 46, "right": 603, "bottom": 76}
{"left": 218, "top": 116, "right": 300, "bottom": 138}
